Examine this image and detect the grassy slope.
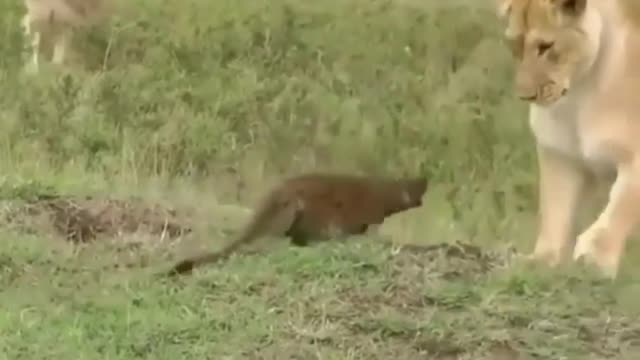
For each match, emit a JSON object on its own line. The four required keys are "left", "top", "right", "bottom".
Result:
{"left": 0, "top": 0, "right": 639, "bottom": 359}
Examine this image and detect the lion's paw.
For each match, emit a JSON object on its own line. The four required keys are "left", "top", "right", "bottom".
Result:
{"left": 573, "top": 223, "right": 620, "bottom": 279}
{"left": 523, "top": 239, "right": 563, "bottom": 267}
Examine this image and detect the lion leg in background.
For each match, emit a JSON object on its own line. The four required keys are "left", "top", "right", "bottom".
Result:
{"left": 574, "top": 160, "right": 640, "bottom": 278}
{"left": 528, "top": 145, "right": 589, "bottom": 266}
{"left": 21, "top": 14, "right": 31, "bottom": 38}
{"left": 21, "top": 14, "right": 41, "bottom": 72}
{"left": 52, "top": 29, "right": 71, "bottom": 65}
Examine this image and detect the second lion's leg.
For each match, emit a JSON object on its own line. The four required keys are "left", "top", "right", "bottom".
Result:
{"left": 528, "top": 145, "right": 589, "bottom": 265}
{"left": 22, "top": 15, "right": 40, "bottom": 73}
{"left": 21, "top": 14, "right": 30, "bottom": 37}
{"left": 573, "top": 161, "right": 640, "bottom": 278}
{"left": 29, "top": 31, "right": 41, "bottom": 72}
{"left": 52, "top": 29, "right": 71, "bottom": 65}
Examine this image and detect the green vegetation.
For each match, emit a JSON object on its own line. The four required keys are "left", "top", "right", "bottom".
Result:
{"left": 1, "top": 0, "right": 639, "bottom": 359}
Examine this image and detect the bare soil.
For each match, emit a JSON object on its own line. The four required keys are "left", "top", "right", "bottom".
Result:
{"left": 0, "top": 194, "right": 193, "bottom": 243}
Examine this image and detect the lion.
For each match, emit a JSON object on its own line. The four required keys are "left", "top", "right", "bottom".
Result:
{"left": 21, "top": 0, "right": 114, "bottom": 72}
{"left": 495, "top": 0, "right": 640, "bottom": 278}
{"left": 163, "top": 173, "right": 428, "bottom": 276}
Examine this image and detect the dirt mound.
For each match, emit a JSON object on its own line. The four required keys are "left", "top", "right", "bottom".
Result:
{"left": 1, "top": 194, "right": 192, "bottom": 243}
{"left": 323, "top": 241, "right": 511, "bottom": 321}
{"left": 387, "top": 240, "right": 512, "bottom": 279}
{"left": 289, "top": 241, "right": 521, "bottom": 359}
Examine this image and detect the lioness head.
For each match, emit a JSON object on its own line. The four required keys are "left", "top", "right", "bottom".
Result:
{"left": 496, "top": 0, "right": 601, "bottom": 106}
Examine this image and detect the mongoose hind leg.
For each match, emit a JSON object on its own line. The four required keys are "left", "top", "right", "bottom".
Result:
{"left": 289, "top": 233, "right": 311, "bottom": 247}
{"left": 284, "top": 211, "right": 311, "bottom": 246}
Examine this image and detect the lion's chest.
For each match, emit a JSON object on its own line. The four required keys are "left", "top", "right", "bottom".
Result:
{"left": 529, "top": 101, "right": 616, "bottom": 177}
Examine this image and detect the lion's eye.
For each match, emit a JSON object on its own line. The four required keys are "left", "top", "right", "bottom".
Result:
{"left": 538, "top": 41, "right": 554, "bottom": 56}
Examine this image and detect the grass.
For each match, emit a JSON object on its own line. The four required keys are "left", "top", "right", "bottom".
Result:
{"left": 0, "top": 0, "right": 639, "bottom": 358}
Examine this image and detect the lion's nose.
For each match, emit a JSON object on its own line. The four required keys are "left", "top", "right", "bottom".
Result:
{"left": 515, "top": 70, "right": 538, "bottom": 102}
{"left": 517, "top": 93, "right": 537, "bottom": 101}
{"left": 515, "top": 82, "right": 537, "bottom": 101}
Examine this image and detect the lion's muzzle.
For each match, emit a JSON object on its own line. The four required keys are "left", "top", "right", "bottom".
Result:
{"left": 515, "top": 66, "right": 568, "bottom": 105}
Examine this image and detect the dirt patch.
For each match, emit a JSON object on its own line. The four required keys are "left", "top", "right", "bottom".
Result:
{"left": 387, "top": 240, "right": 511, "bottom": 280}
{"left": 486, "top": 341, "right": 522, "bottom": 360}
{"left": 337, "top": 241, "right": 509, "bottom": 311}
{"left": 312, "top": 241, "right": 517, "bottom": 357}
{"left": 0, "top": 194, "right": 193, "bottom": 243}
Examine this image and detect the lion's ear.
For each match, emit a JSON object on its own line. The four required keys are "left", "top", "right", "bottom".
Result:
{"left": 496, "top": 0, "right": 513, "bottom": 18}
{"left": 554, "top": 0, "right": 587, "bottom": 18}
{"left": 496, "top": 0, "right": 524, "bottom": 38}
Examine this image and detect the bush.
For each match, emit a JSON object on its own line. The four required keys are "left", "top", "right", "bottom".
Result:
{"left": 0, "top": 0, "right": 536, "bottom": 241}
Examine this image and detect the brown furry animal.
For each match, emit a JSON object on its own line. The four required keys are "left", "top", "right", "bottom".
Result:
{"left": 22, "top": 0, "right": 114, "bottom": 72}
{"left": 165, "top": 173, "right": 428, "bottom": 276}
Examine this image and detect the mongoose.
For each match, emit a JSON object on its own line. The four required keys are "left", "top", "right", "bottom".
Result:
{"left": 165, "top": 173, "right": 428, "bottom": 276}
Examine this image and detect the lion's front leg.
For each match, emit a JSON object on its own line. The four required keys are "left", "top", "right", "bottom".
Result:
{"left": 529, "top": 145, "right": 589, "bottom": 266}
{"left": 573, "top": 161, "right": 640, "bottom": 279}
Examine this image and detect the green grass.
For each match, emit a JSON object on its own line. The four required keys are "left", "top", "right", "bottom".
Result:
{"left": 1, "top": 0, "right": 640, "bottom": 358}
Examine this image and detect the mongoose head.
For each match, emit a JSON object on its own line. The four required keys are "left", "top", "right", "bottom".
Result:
{"left": 402, "top": 177, "right": 428, "bottom": 207}
{"left": 384, "top": 177, "right": 428, "bottom": 216}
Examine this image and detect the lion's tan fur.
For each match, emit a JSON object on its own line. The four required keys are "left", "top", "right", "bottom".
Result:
{"left": 22, "top": 0, "right": 114, "bottom": 71}
{"left": 496, "top": 0, "right": 640, "bottom": 278}
{"left": 616, "top": 0, "right": 640, "bottom": 27}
